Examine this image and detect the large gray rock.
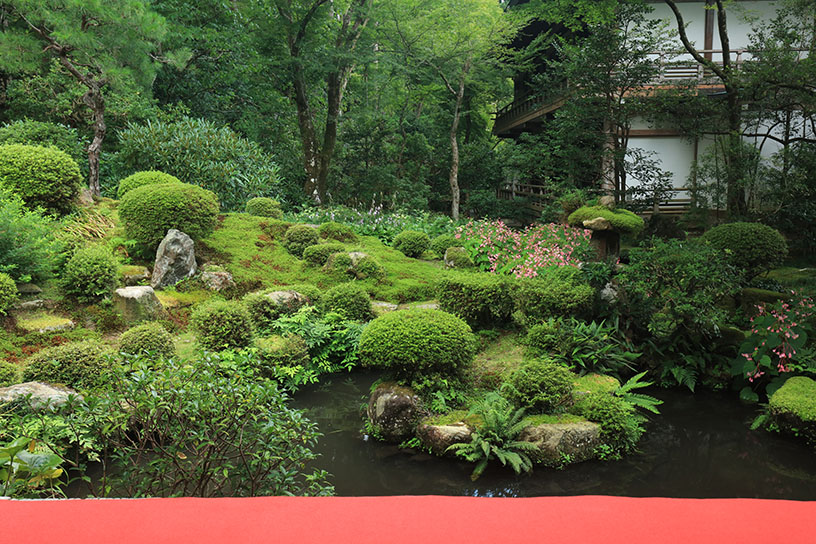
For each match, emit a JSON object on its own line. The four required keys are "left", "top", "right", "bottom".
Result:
{"left": 367, "top": 383, "right": 426, "bottom": 443}
{"left": 518, "top": 421, "right": 601, "bottom": 466}
{"left": 113, "top": 286, "right": 167, "bottom": 322}
{"left": 152, "top": 229, "right": 197, "bottom": 289}
{"left": 0, "top": 382, "right": 81, "bottom": 409}
{"left": 416, "top": 421, "right": 473, "bottom": 456}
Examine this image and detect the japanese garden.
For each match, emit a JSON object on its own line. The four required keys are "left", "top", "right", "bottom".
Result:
{"left": 1, "top": 0, "right": 815, "bottom": 501}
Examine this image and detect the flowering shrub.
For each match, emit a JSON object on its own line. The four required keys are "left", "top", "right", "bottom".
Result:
{"left": 290, "top": 205, "right": 458, "bottom": 243}
{"left": 455, "top": 220, "right": 592, "bottom": 278}
{"left": 733, "top": 294, "right": 815, "bottom": 400}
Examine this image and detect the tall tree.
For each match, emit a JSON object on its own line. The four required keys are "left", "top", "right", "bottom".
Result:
{"left": 1, "top": 0, "right": 166, "bottom": 196}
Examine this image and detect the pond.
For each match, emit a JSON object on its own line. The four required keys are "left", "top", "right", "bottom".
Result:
{"left": 291, "top": 372, "right": 816, "bottom": 499}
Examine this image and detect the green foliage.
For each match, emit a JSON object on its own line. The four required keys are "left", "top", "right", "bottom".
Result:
{"left": 318, "top": 221, "right": 357, "bottom": 243}
{"left": 114, "top": 117, "right": 282, "bottom": 210}
{"left": 318, "top": 282, "right": 372, "bottom": 321}
{"left": 768, "top": 376, "right": 816, "bottom": 445}
{"left": 0, "top": 273, "right": 19, "bottom": 316}
{"left": 568, "top": 206, "right": 644, "bottom": 235}
{"left": 116, "top": 171, "right": 181, "bottom": 199}
{"left": 392, "top": 230, "right": 431, "bottom": 258}
{"left": 191, "top": 300, "right": 254, "bottom": 351}
{"left": 302, "top": 243, "right": 346, "bottom": 267}
{"left": 437, "top": 272, "right": 515, "bottom": 327}
{"left": 245, "top": 197, "right": 283, "bottom": 219}
{"left": 118, "top": 322, "right": 175, "bottom": 358}
{"left": 504, "top": 359, "right": 575, "bottom": 413}
{"left": 443, "top": 247, "right": 473, "bottom": 268}
{"left": 446, "top": 393, "right": 538, "bottom": 481}
{"left": 0, "top": 144, "right": 81, "bottom": 215}
{"left": 60, "top": 246, "right": 119, "bottom": 302}
{"left": 22, "top": 340, "right": 113, "bottom": 390}
{"left": 243, "top": 289, "right": 311, "bottom": 331}
{"left": 254, "top": 334, "right": 311, "bottom": 378}
{"left": 283, "top": 224, "right": 319, "bottom": 258}
{"left": 0, "top": 360, "right": 19, "bottom": 387}
{"left": 570, "top": 392, "right": 644, "bottom": 457}
{"left": 701, "top": 222, "right": 788, "bottom": 281}
{"left": 0, "top": 120, "right": 85, "bottom": 169}
{"left": 0, "top": 437, "right": 65, "bottom": 498}
{"left": 511, "top": 267, "right": 595, "bottom": 325}
{"left": 553, "top": 319, "right": 641, "bottom": 378}
{"left": 430, "top": 234, "right": 458, "bottom": 258}
{"left": 614, "top": 372, "right": 663, "bottom": 415}
{"left": 118, "top": 182, "right": 220, "bottom": 253}
{"left": 525, "top": 319, "right": 562, "bottom": 358}
{"left": 0, "top": 190, "right": 60, "bottom": 282}
{"left": 359, "top": 309, "right": 476, "bottom": 380}
{"left": 353, "top": 255, "right": 387, "bottom": 281}
{"left": 70, "top": 354, "right": 333, "bottom": 497}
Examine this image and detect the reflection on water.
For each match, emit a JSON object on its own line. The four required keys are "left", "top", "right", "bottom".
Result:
{"left": 291, "top": 372, "right": 816, "bottom": 499}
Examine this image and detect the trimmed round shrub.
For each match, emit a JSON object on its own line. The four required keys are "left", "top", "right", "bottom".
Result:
{"left": 254, "top": 335, "right": 310, "bottom": 378}
{"left": 23, "top": 340, "right": 112, "bottom": 389}
{"left": 318, "top": 282, "right": 372, "bottom": 321}
{"left": 701, "top": 222, "right": 788, "bottom": 280}
{"left": 567, "top": 205, "right": 644, "bottom": 235}
{"left": 0, "top": 120, "right": 85, "bottom": 168}
{"left": 359, "top": 308, "right": 476, "bottom": 379}
{"left": 244, "top": 289, "right": 310, "bottom": 330}
{"left": 0, "top": 144, "right": 81, "bottom": 215}
{"left": 512, "top": 267, "right": 594, "bottom": 325}
{"left": 504, "top": 358, "right": 574, "bottom": 413}
{"left": 283, "top": 224, "right": 319, "bottom": 258}
{"left": 570, "top": 392, "right": 643, "bottom": 455}
{"left": 430, "top": 234, "right": 458, "bottom": 258}
{"left": 302, "top": 243, "right": 346, "bottom": 267}
{"left": 246, "top": 197, "right": 283, "bottom": 219}
{"left": 119, "top": 322, "right": 175, "bottom": 358}
{"left": 60, "top": 246, "right": 119, "bottom": 302}
{"left": 191, "top": 300, "right": 254, "bottom": 351}
{"left": 117, "top": 171, "right": 181, "bottom": 199}
{"left": 392, "top": 230, "right": 430, "bottom": 258}
{"left": 118, "top": 182, "right": 220, "bottom": 252}
{"left": 0, "top": 359, "right": 19, "bottom": 387}
{"left": 0, "top": 272, "right": 19, "bottom": 315}
{"left": 318, "top": 221, "right": 357, "bottom": 243}
{"left": 437, "top": 272, "right": 515, "bottom": 327}
{"left": 325, "top": 252, "right": 354, "bottom": 275}
{"left": 526, "top": 319, "right": 563, "bottom": 358}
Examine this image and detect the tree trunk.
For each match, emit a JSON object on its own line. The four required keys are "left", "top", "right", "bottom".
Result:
{"left": 83, "top": 84, "right": 106, "bottom": 198}
{"left": 448, "top": 62, "right": 470, "bottom": 221}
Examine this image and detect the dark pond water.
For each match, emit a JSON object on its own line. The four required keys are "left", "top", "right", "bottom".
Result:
{"left": 291, "top": 372, "right": 816, "bottom": 499}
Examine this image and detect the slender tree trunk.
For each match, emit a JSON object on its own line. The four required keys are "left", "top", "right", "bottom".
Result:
{"left": 448, "top": 60, "right": 470, "bottom": 221}
{"left": 84, "top": 88, "right": 106, "bottom": 198}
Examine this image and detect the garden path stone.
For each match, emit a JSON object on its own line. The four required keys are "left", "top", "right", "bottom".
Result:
{"left": 371, "top": 301, "right": 398, "bottom": 316}
{"left": 0, "top": 382, "right": 81, "bottom": 409}
{"left": 114, "top": 286, "right": 168, "bottom": 322}
{"left": 152, "top": 229, "right": 197, "bottom": 289}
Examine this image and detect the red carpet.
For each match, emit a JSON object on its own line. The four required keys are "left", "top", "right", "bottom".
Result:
{"left": 3, "top": 495, "right": 815, "bottom": 543}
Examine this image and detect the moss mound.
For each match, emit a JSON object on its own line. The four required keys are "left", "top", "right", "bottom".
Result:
{"left": 568, "top": 206, "right": 644, "bottom": 235}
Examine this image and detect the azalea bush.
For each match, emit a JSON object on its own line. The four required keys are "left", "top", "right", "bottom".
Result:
{"left": 455, "top": 220, "right": 592, "bottom": 278}
{"left": 733, "top": 294, "right": 815, "bottom": 401}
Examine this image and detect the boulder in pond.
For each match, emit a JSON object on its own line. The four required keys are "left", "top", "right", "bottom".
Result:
{"left": 0, "top": 381, "right": 81, "bottom": 410}
{"left": 152, "top": 229, "right": 197, "bottom": 289}
{"left": 416, "top": 421, "right": 473, "bottom": 456}
{"left": 114, "top": 286, "right": 168, "bottom": 322}
{"left": 367, "top": 383, "right": 426, "bottom": 443}
{"left": 518, "top": 421, "right": 601, "bottom": 466}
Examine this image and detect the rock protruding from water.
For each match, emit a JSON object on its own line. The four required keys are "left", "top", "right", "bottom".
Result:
{"left": 114, "top": 286, "right": 167, "bottom": 322}
{"left": 416, "top": 421, "right": 473, "bottom": 456}
{"left": 0, "top": 381, "right": 82, "bottom": 409}
{"left": 517, "top": 421, "right": 601, "bottom": 466}
{"left": 367, "top": 383, "right": 426, "bottom": 443}
{"left": 152, "top": 229, "right": 197, "bottom": 289}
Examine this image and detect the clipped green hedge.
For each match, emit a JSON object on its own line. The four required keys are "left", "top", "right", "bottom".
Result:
{"left": 119, "top": 322, "right": 175, "bottom": 358}
{"left": 23, "top": 340, "right": 113, "bottom": 390}
{"left": 191, "top": 300, "right": 253, "bottom": 351}
{"left": 568, "top": 206, "right": 644, "bottom": 235}
{"left": 246, "top": 197, "right": 283, "bottom": 219}
{"left": 359, "top": 308, "right": 476, "bottom": 379}
{"left": 282, "top": 224, "right": 319, "bottom": 258}
{"left": 0, "top": 120, "right": 85, "bottom": 167}
{"left": 117, "top": 171, "right": 181, "bottom": 199}
{"left": 118, "top": 182, "right": 219, "bottom": 252}
{"left": 60, "top": 246, "right": 119, "bottom": 302}
{"left": 318, "top": 221, "right": 357, "bottom": 243}
{"left": 318, "top": 282, "right": 372, "bottom": 321}
{"left": 512, "top": 267, "right": 594, "bottom": 325}
{"left": 392, "top": 230, "right": 430, "bottom": 258}
{"left": 0, "top": 144, "right": 81, "bottom": 215}
{"left": 504, "top": 358, "right": 575, "bottom": 413}
{"left": 701, "top": 222, "right": 788, "bottom": 280}
{"left": 0, "top": 272, "right": 18, "bottom": 315}
{"left": 437, "top": 272, "right": 514, "bottom": 328}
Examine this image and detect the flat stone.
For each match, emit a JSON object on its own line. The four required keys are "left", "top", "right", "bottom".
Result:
{"left": 152, "top": 229, "right": 197, "bottom": 290}
{"left": 15, "top": 283, "right": 42, "bottom": 295}
{"left": 518, "top": 421, "right": 601, "bottom": 466}
{"left": 416, "top": 422, "right": 473, "bottom": 456}
{"left": 113, "top": 286, "right": 168, "bottom": 322}
{"left": 0, "top": 381, "right": 82, "bottom": 410}
{"left": 583, "top": 217, "right": 614, "bottom": 231}
{"left": 372, "top": 301, "right": 399, "bottom": 316}
{"left": 12, "top": 299, "right": 56, "bottom": 311}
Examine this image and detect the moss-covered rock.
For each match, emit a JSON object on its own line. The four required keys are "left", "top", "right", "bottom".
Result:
{"left": 572, "top": 374, "right": 620, "bottom": 398}
{"left": 517, "top": 420, "right": 601, "bottom": 467}
{"left": 568, "top": 205, "right": 644, "bottom": 235}
{"left": 367, "top": 382, "right": 426, "bottom": 443}
{"left": 769, "top": 376, "right": 816, "bottom": 446}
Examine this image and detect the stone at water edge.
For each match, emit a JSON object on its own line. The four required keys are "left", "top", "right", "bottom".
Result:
{"left": 152, "top": 229, "right": 197, "bottom": 290}
{"left": 113, "top": 286, "right": 168, "bottom": 322}
{"left": 517, "top": 421, "right": 601, "bottom": 466}
{"left": 0, "top": 382, "right": 82, "bottom": 409}
{"left": 367, "top": 383, "right": 426, "bottom": 443}
{"left": 416, "top": 421, "right": 473, "bottom": 456}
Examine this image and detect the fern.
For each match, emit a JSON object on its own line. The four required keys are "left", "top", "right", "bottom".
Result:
{"left": 615, "top": 371, "right": 663, "bottom": 414}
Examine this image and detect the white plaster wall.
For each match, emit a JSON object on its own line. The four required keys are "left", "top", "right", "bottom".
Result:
{"left": 627, "top": 135, "right": 696, "bottom": 190}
